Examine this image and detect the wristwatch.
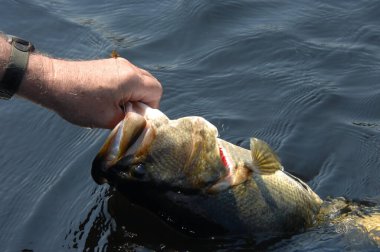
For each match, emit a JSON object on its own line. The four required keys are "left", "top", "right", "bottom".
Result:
{"left": 0, "top": 35, "right": 35, "bottom": 100}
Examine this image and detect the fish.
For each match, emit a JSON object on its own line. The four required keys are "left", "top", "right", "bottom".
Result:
{"left": 91, "top": 102, "right": 323, "bottom": 240}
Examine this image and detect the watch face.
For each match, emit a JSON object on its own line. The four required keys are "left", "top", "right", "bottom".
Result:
{"left": 8, "top": 36, "right": 35, "bottom": 52}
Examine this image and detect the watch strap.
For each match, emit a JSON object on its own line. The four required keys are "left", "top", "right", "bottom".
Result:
{"left": 0, "top": 36, "right": 34, "bottom": 99}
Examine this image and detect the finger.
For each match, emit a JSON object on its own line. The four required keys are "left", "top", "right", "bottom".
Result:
{"left": 144, "top": 99, "right": 160, "bottom": 109}
{"left": 140, "top": 74, "right": 162, "bottom": 108}
{"left": 139, "top": 68, "right": 161, "bottom": 89}
{"left": 139, "top": 68, "right": 152, "bottom": 76}
{"left": 118, "top": 62, "right": 162, "bottom": 109}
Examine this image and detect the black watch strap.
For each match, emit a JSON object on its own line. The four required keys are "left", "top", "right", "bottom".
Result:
{"left": 0, "top": 35, "right": 35, "bottom": 100}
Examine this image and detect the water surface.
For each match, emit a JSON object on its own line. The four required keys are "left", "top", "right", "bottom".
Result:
{"left": 1, "top": 0, "right": 380, "bottom": 251}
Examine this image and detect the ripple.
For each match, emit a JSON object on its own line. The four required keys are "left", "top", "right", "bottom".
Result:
{"left": 2, "top": 0, "right": 380, "bottom": 251}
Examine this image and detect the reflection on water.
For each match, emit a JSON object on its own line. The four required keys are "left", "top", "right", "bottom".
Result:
{"left": 1, "top": 0, "right": 380, "bottom": 251}
{"left": 66, "top": 188, "right": 110, "bottom": 251}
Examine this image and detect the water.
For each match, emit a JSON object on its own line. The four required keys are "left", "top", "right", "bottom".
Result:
{"left": 1, "top": 0, "right": 380, "bottom": 251}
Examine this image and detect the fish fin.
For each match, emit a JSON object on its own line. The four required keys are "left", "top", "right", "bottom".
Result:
{"left": 250, "top": 138, "right": 283, "bottom": 174}
{"left": 207, "top": 178, "right": 233, "bottom": 194}
{"left": 206, "top": 165, "right": 250, "bottom": 194}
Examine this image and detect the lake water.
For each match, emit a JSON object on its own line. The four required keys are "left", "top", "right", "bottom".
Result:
{"left": 1, "top": 0, "right": 380, "bottom": 251}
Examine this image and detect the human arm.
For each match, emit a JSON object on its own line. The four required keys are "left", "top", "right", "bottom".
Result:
{"left": 0, "top": 34, "right": 162, "bottom": 129}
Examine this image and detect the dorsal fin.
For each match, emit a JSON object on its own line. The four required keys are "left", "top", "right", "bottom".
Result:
{"left": 250, "top": 138, "right": 283, "bottom": 174}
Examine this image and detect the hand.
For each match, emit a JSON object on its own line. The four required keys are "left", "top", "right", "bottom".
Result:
{"left": 17, "top": 54, "right": 162, "bottom": 129}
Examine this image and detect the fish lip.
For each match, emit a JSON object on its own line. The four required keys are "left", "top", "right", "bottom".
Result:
{"left": 91, "top": 112, "right": 147, "bottom": 184}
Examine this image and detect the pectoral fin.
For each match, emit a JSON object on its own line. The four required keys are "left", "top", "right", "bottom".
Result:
{"left": 250, "top": 138, "right": 283, "bottom": 174}
{"left": 206, "top": 165, "right": 250, "bottom": 194}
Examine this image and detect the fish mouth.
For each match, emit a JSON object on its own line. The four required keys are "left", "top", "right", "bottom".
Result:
{"left": 91, "top": 111, "right": 147, "bottom": 184}
{"left": 91, "top": 102, "right": 169, "bottom": 185}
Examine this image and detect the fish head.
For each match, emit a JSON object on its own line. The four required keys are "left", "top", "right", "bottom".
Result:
{"left": 92, "top": 102, "right": 227, "bottom": 193}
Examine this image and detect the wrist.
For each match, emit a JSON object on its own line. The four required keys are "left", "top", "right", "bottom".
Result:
{"left": 17, "top": 53, "right": 55, "bottom": 106}
{"left": 0, "top": 35, "right": 35, "bottom": 99}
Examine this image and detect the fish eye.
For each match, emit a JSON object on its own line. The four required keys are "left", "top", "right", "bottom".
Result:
{"left": 130, "top": 163, "right": 146, "bottom": 179}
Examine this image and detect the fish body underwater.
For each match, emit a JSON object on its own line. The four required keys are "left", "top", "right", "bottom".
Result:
{"left": 92, "top": 102, "right": 324, "bottom": 241}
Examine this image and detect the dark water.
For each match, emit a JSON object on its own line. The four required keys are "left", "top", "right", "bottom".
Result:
{"left": 1, "top": 0, "right": 380, "bottom": 251}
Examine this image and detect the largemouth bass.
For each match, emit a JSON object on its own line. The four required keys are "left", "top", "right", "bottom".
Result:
{"left": 92, "top": 102, "right": 323, "bottom": 240}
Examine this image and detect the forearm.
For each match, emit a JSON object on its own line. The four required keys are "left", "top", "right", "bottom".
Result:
{"left": 0, "top": 33, "right": 162, "bottom": 128}
{"left": 1, "top": 34, "right": 77, "bottom": 112}
{"left": 19, "top": 52, "right": 159, "bottom": 128}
